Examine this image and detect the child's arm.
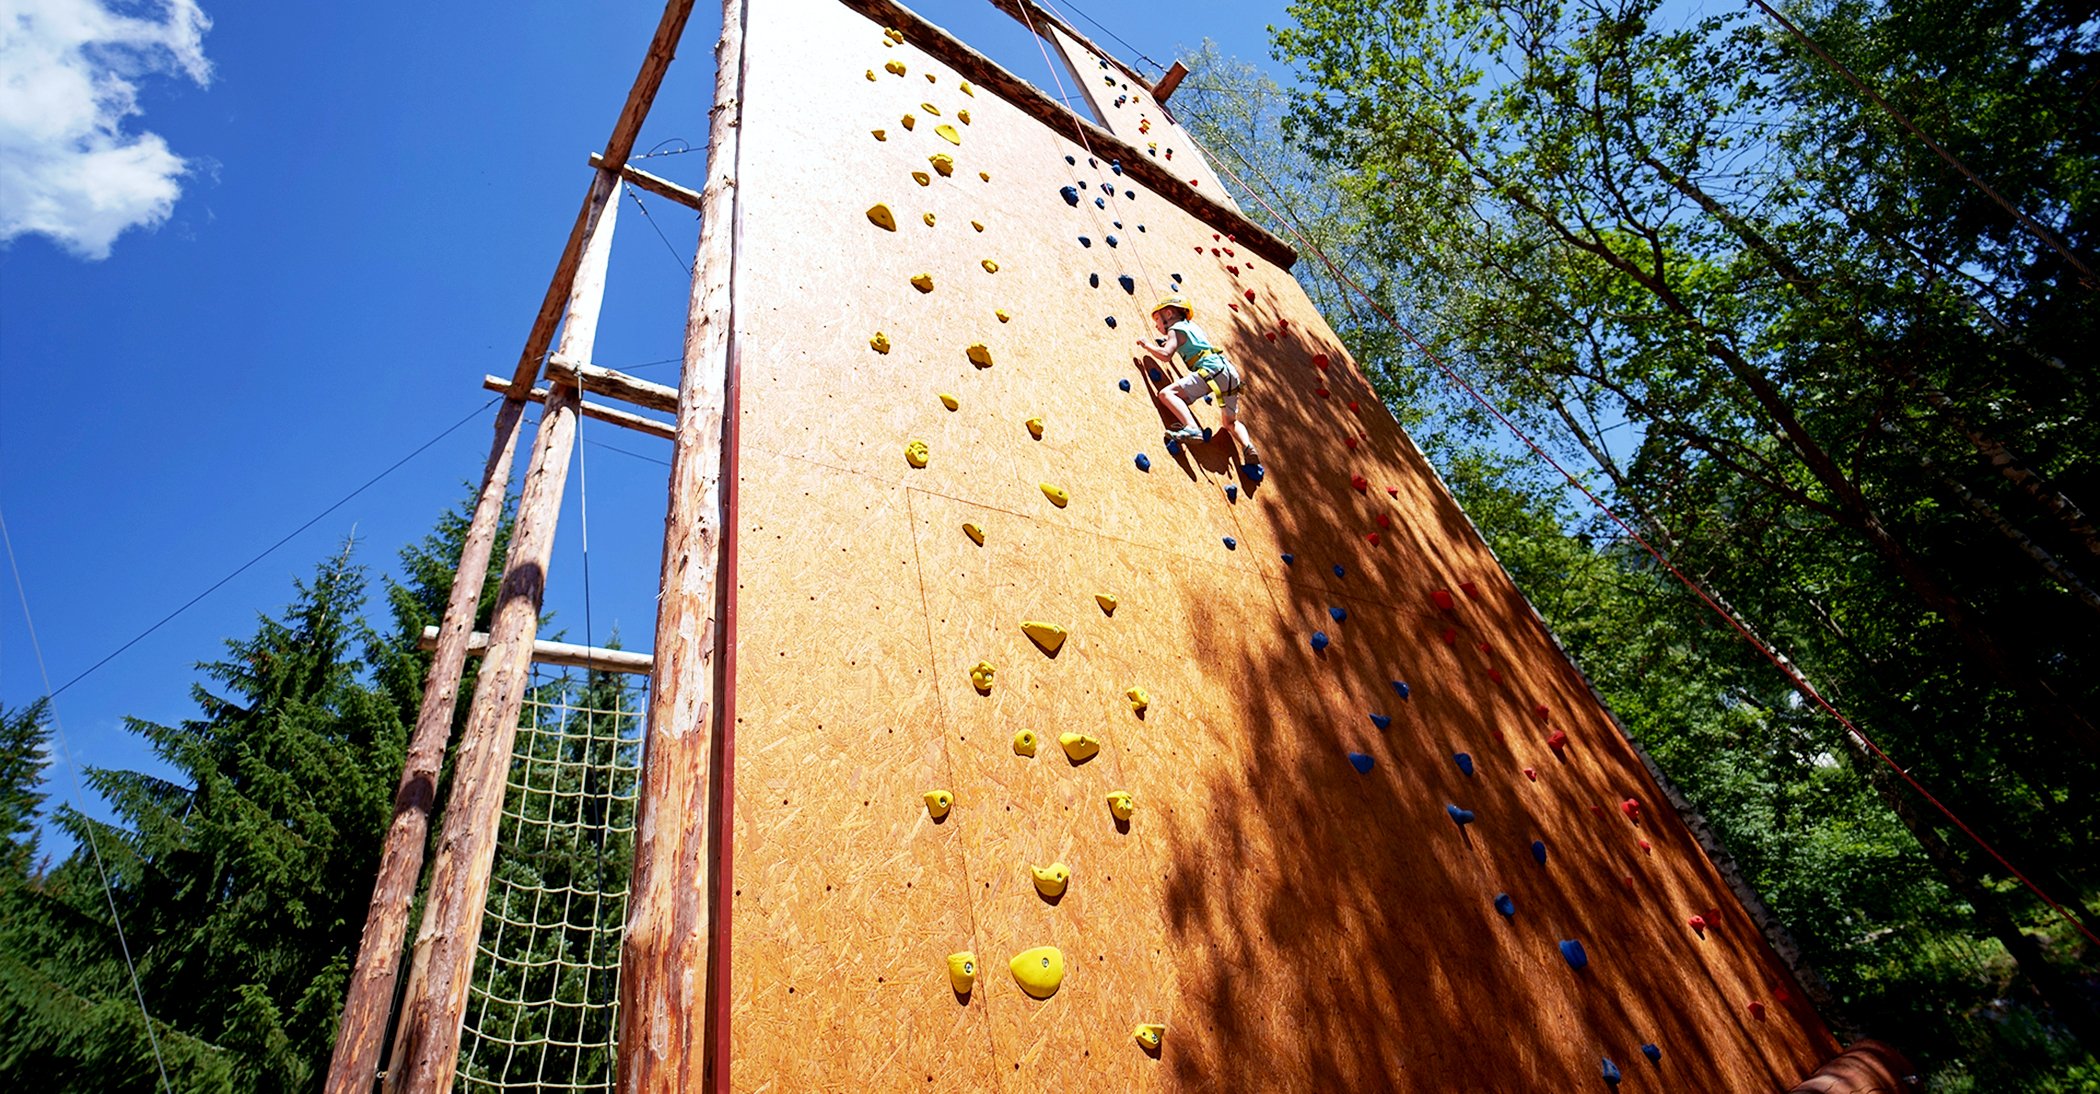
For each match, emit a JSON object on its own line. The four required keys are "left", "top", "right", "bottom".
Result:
{"left": 1133, "top": 329, "right": 1184, "bottom": 364}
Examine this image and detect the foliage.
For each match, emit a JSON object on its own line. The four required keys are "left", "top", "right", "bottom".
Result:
{"left": 1180, "top": 0, "right": 2098, "bottom": 1085}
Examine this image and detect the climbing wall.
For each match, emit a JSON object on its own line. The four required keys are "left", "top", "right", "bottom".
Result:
{"left": 1040, "top": 23, "right": 1234, "bottom": 205}
{"left": 720, "top": 0, "right": 1841, "bottom": 1088}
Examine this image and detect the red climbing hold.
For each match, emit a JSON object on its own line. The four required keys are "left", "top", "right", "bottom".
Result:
{"left": 1349, "top": 400, "right": 1360, "bottom": 412}
{"left": 1775, "top": 986, "right": 1793, "bottom": 1004}
{"left": 1620, "top": 798, "right": 1641, "bottom": 821}
{"left": 1377, "top": 513, "right": 1391, "bottom": 528}
{"left": 1345, "top": 437, "right": 1359, "bottom": 451}
{"left": 1226, "top": 265, "right": 1239, "bottom": 274}
{"left": 1622, "top": 875, "right": 1636, "bottom": 889}
{"left": 1213, "top": 233, "right": 1221, "bottom": 240}
{"left": 1547, "top": 730, "right": 1569, "bottom": 751}
{"left": 1312, "top": 353, "right": 1330, "bottom": 368}
{"left": 1194, "top": 246, "right": 1204, "bottom": 253}
{"left": 1316, "top": 387, "right": 1330, "bottom": 398}
{"left": 1441, "top": 627, "right": 1459, "bottom": 647}
{"left": 1431, "top": 589, "right": 1456, "bottom": 611}
{"left": 1386, "top": 487, "right": 1399, "bottom": 498}
{"left": 1639, "top": 839, "right": 1652, "bottom": 852}
{"left": 1351, "top": 474, "right": 1369, "bottom": 493}
{"left": 1461, "top": 580, "right": 1481, "bottom": 600}
{"left": 1265, "top": 332, "right": 1277, "bottom": 342}
{"left": 1276, "top": 317, "right": 1286, "bottom": 328}
{"left": 1211, "top": 248, "right": 1221, "bottom": 256}
{"left": 1688, "top": 914, "right": 1708, "bottom": 933}
{"left": 1226, "top": 246, "right": 1236, "bottom": 255}
{"left": 1534, "top": 703, "right": 1550, "bottom": 720}
{"left": 1486, "top": 667, "right": 1504, "bottom": 682}
{"left": 1524, "top": 767, "right": 1537, "bottom": 781}
{"left": 1365, "top": 532, "right": 1381, "bottom": 545}
{"left": 1747, "top": 1001, "right": 1767, "bottom": 1021}
{"left": 1228, "top": 302, "right": 1240, "bottom": 311}
{"left": 1244, "top": 289, "right": 1256, "bottom": 301}
{"left": 1590, "top": 805, "right": 1608, "bottom": 818}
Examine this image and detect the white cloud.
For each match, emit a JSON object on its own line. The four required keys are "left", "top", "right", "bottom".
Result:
{"left": 0, "top": 0, "right": 212, "bottom": 260}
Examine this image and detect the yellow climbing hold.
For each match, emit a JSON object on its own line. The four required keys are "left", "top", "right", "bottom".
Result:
{"left": 963, "top": 522, "right": 984, "bottom": 545}
{"left": 966, "top": 343, "right": 992, "bottom": 367}
{"left": 971, "top": 220, "right": 984, "bottom": 232}
{"left": 1107, "top": 791, "right": 1135, "bottom": 821}
{"left": 920, "top": 102, "right": 941, "bottom": 115}
{"left": 1009, "top": 946, "right": 1063, "bottom": 999}
{"left": 995, "top": 308, "right": 1011, "bottom": 323}
{"left": 901, "top": 113, "right": 916, "bottom": 130}
{"left": 1040, "top": 482, "right": 1069, "bottom": 508}
{"left": 938, "top": 392, "right": 958, "bottom": 411}
{"left": 866, "top": 69, "right": 877, "bottom": 81}
{"left": 883, "top": 25, "right": 904, "bottom": 42}
{"left": 923, "top": 790, "right": 952, "bottom": 818}
{"left": 1025, "top": 416, "right": 1044, "bottom": 439}
{"left": 924, "top": 72, "right": 936, "bottom": 83}
{"left": 1020, "top": 620, "right": 1066, "bottom": 654}
{"left": 935, "top": 123, "right": 960, "bottom": 145}
{"left": 1030, "top": 862, "right": 1070, "bottom": 898}
{"left": 1095, "top": 592, "right": 1117, "bottom": 614}
{"left": 1011, "top": 729, "right": 1037, "bottom": 756}
{"left": 866, "top": 203, "right": 896, "bottom": 231}
{"left": 870, "top": 331, "right": 891, "bottom": 354}
{"left": 910, "top": 272, "right": 934, "bottom": 292}
{"left": 978, "top": 171, "right": 991, "bottom": 182}
{"left": 1058, "top": 732, "right": 1100, "bottom": 762}
{"left": 960, "top": 80, "right": 975, "bottom": 96}
{"left": 1126, "top": 686, "right": 1149, "bottom": 713}
{"left": 911, "top": 171, "right": 930, "bottom": 187}
{"left": 970, "top": 661, "right": 996, "bottom": 693}
{"left": 871, "top": 128, "right": 886, "bottom": 141}
{"left": 981, "top": 259, "right": 999, "bottom": 273}
{"left": 929, "top": 153, "right": 955, "bottom": 177}
{"left": 957, "top": 109, "right": 971, "bottom": 125}
{"left": 946, "top": 952, "right": 977, "bottom": 994}
{"left": 885, "top": 60, "right": 906, "bottom": 76}
{"left": 904, "top": 440, "right": 929, "bottom": 468}
{"left": 1134, "top": 1024, "right": 1165, "bottom": 1050}
{"left": 922, "top": 211, "right": 937, "bottom": 227}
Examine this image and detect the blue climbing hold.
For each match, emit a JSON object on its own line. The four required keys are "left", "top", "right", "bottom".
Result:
{"left": 1200, "top": 425, "right": 1213, "bottom": 442}
{"left": 1347, "top": 752, "right": 1374, "bottom": 774}
{"left": 1369, "top": 713, "right": 1390, "bottom": 730}
{"left": 1493, "top": 893, "right": 1515, "bottom": 917}
{"left": 1224, "top": 484, "right": 1238, "bottom": 501}
{"left": 1138, "top": 224, "right": 1147, "bottom": 232}
{"left": 1089, "top": 273, "right": 1100, "bottom": 287}
{"left": 1242, "top": 463, "right": 1263, "bottom": 482}
{"left": 1148, "top": 367, "right": 1165, "bottom": 384}
{"left": 1087, "top": 157, "right": 1098, "bottom": 168}
{"left": 1559, "top": 939, "right": 1588, "bottom": 969}
{"left": 1104, "top": 316, "right": 1117, "bottom": 328}
{"left": 1119, "top": 274, "right": 1135, "bottom": 294}
{"left": 1079, "top": 236, "right": 1093, "bottom": 247}
{"left": 1333, "top": 564, "right": 1346, "bottom": 578}
{"left": 1329, "top": 606, "right": 1347, "bottom": 622}
{"left": 1113, "top": 220, "right": 1123, "bottom": 228}
{"left": 1447, "top": 804, "right": 1475, "bottom": 827}
{"left": 1640, "top": 1044, "right": 1661, "bottom": 1065}
{"left": 1106, "top": 235, "right": 1118, "bottom": 247}
{"left": 1222, "top": 536, "right": 1237, "bottom": 550}
{"left": 1203, "top": 394, "right": 1214, "bottom": 404}
{"left": 1392, "top": 680, "right": 1411, "bottom": 698}
{"left": 1094, "top": 197, "right": 1106, "bottom": 208}
{"left": 1531, "top": 839, "right": 1548, "bottom": 865}
{"left": 1135, "top": 453, "right": 1151, "bottom": 472}
{"left": 1059, "top": 185, "right": 1079, "bottom": 206}
{"left": 1065, "top": 155, "right": 1077, "bottom": 165}
{"left": 1101, "top": 182, "right": 1113, "bottom": 194}
{"left": 1602, "top": 1057, "right": 1622, "bottom": 1085}
{"left": 1125, "top": 189, "right": 1135, "bottom": 200}
{"left": 1165, "top": 437, "right": 1181, "bottom": 456}
{"left": 1310, "top": 631, "right": 1330, "bottom": 651}
{"left": 1455, "top": 753, "right": 1474, "bottom": 776}
{"left": 1118, "top": 378, "right": 1132, "bottom": 391}
{"left": 1111, "top": 161, "right": 1122, "bottom": 175}
{"left": 1280, "top": 553, "right": 1295, "bottom": 565}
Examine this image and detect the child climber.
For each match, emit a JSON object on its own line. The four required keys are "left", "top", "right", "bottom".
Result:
{"left": 1134, "top": 294, "right": 1259, "bottom": 470}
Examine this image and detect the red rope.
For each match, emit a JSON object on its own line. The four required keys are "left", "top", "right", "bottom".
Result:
{"left": 1203, "top": 148, "right": 2100, "bottom": 949}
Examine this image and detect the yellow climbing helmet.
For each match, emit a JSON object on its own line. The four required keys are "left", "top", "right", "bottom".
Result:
{"left": 1150, "top": 294, "right": 1194, "bottom": 321}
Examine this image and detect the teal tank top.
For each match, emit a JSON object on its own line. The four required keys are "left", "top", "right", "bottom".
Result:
{"left": 1170, "top": 320, "right": 1222, "bottom": 367}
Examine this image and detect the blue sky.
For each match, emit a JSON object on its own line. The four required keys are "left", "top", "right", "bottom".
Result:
{"left": 0, "top": 0, "right": 1290, "bottom": 851}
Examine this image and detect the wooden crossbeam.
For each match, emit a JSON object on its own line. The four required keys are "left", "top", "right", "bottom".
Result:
{"left": 546, "top": 355, "right": 680, "bottom": 415}
{"left": 481, "top": 374, "right": 674, "bottom": 440}
{"left": 417, "top": 626, "right": 654, "bottom": 674}
{"left": 590, "top": 152, "right": 705, "bottom": 210}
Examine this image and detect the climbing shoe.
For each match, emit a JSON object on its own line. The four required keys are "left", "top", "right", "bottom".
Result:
{"left": 1164, "top": 426, "right": 1205, "bottom": 446}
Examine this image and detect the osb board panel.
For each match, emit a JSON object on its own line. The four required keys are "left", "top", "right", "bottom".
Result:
{"left": 723, "top": 0, "right": 1838, "bottom": 1088}
{"left": 724, "top": 449, "right": 995, "bottom": 1092}
{"left": 1043, "top": 23, "right": 1234, "bottom": 208}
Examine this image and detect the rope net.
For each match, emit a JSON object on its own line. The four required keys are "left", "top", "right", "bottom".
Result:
{"left": 456, "top": 666, "right": 646, "bottom": 1092}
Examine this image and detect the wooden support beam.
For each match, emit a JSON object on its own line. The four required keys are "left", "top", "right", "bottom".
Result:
{"left": 837, "top": 0, "right": 1297, "bottom": 269}
{"left": 483, "top": 374, "right": 675, "bottom": 440}
{"left": 547, "top": 355, "right": 680, "bottom": 415}
{"left": 506, "top": 0, "right": 699, "bottom": 394}
{"left": 590, "top": 152, "right": 704, "bottom": 210}
{"left": 416, "top": 626, "right": 654, "bottom": 674}
{"left": 383, "top": 168, "right": 620, "bottom": 1094}
{"left": 616, "top": 0, "right": 743, "bottom": 1088}
{"left": 1153, "top": 59, "right": 1189, "bottom": 103}
{"left": 325, "top": 397, "right": 526, "bottom": 1094}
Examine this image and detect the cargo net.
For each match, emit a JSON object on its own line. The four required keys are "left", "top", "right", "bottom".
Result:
{"left": 456, "top": 666, "right": 646, "bottom": 1092}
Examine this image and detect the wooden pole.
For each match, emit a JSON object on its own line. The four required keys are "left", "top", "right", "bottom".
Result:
{"left": 381, "top": 168, "right": 621, "bottom": 1094}
{"left": 481, "top": 375, "right": 676, "bottom": 440}
{"left": 589, "top": 152, "right": 705, "bottom": 210}
{"left": 616, "top": 0, "right": 745, "bottom": 1088}
{"left": 324, "top": 396, "right": 525, "bottom": 1094}
{"left": 415, "top": 625, "right": 656, "bottom": 675}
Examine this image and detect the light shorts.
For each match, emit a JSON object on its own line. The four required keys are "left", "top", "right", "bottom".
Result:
{"left": 1167, "top": 360, "right": 1243, "bottom": 415}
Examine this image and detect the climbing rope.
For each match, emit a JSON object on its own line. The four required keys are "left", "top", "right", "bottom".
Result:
{"left": 1199, "top": 127, "right": 2100, "bottom": 950}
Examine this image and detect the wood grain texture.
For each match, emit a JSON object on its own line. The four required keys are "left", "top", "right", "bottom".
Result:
{"left": 718, "top": 0, "right": 1839, "bottom": 1088}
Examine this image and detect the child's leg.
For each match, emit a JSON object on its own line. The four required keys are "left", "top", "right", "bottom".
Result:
{"left": 1221, "top": 397, "right": 1255, "bottom": 456}
{"left": 1157, "top": 381, "right": 1200, "bottom": 431}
